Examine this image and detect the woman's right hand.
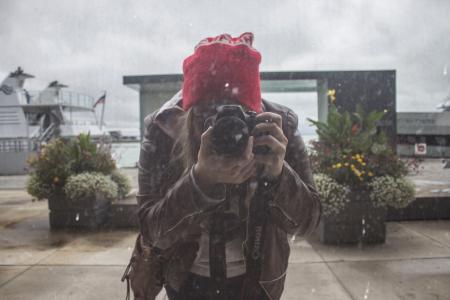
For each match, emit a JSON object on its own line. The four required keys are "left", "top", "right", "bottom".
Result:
{"left": 193, "top": 126, "right": 256, "bottom": 191}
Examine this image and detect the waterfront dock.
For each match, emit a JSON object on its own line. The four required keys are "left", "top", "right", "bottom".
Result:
{"left": 0, "top": 160, "right": 449, "bottom": 299}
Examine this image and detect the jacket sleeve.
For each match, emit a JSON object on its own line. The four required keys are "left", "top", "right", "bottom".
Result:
{"left": 137, "top": 114, "right": 226, "bottom": 250}
{"left": 265, "top": 109, "right": 322, "bottom": 236}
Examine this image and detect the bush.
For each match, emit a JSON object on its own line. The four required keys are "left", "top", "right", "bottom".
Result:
{"left": 94, "top": 146, "right": 116, "bottom": 174}
{"left": 26, "top": 173, "right": 53, "bottom": 200}
{"left": 64, "top": 172, "right": 118, "bottom": 203}
{"left": 314, "top": 173, "right": 350, "bottom": 217}
{"left": 68, "top": 134, "right": 115, "bottom": 175}
{"left": 110, "top": 169, "right": 131, "bottom": 199}
{"left": 27, "top": 139, "right": 72, "bottom": 198}
{"left": 308, "top": 102, "right": 409, "bottom": 187}
{"left": 27, "top": 133, "right": 120, "bottom": 201}
{"left": 368, "top": 175, "right": 416, "bottom": 209}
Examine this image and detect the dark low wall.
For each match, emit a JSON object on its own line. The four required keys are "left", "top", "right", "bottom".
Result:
{"left": 387, "top": 196, "right": 450, "bottom": 221}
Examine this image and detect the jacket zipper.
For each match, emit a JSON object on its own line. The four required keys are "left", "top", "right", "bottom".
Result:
{"left": 268, "top": 202, "right": 299, "bottom": 228}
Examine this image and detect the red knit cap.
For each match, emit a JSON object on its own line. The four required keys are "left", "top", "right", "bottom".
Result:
{"left": 182, "top": 32, "right": 262, "bottom": 113}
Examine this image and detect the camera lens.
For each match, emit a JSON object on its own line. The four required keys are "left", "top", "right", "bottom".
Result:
{"left": 211, "top": 116, "right": 250, "bottom": 157}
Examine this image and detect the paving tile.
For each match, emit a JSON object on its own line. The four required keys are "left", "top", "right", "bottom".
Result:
{"left": 37, "top": 230, "right": 137, "bottom": 265}
{"left": 0, "top": 266, "right": 131, "bottom": 299}
{"left": 39, "top": 248, "right": 133, "bottom": 265}
{"left": 328, "top": 258, "right": 450, "bottom": 300}
{"left": 400, "top": 220, "right": 450, "bottom": 248}
{"left": 56, "top": 229, "right": 137, "bottom": 251}
{"left": 0, "top": 249, "right": 56, "bottom": 265}
{"left": 0, "top": 212, "right": 71, "bottom": 265}
{"left": 288, "top": 238, "right": 323, "bottom": 263}
{"left": 0, "top": 190, "right": 32, "bottom": 203}
{"left": 0, "top": 266, "right": 29, "bottom": 286}
{"left": 0, "top": 200, "right": 46, "bottom": 229}
{"left": 308, "top": 222, "right": 450, "bottom": 262}
{"left": 282, "top": 262, "right": 352, "bottom": 300}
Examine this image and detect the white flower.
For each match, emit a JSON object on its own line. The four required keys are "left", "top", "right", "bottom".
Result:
{"left": 368, "top": 175, "right": 415, "bottom": 208}
{"left": 314, "top": 173, "right": 349, "bottom": 217}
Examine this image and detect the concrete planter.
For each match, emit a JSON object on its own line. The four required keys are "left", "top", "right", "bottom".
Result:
{"left": 319, "top": 189, "right": 386, "bottom": 245}
{"left": 48, "top": 192, "right": 111, "bottom": 229}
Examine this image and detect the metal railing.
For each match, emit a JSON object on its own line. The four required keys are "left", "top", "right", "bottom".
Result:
{"left": 17, "top": 90, "right": 95, "bottom": 109}
{"left": 37, "top": 123, "right": 56, "bottom": 143}
{"left": 0, "top": 138, "right": 29, "bottom": 152}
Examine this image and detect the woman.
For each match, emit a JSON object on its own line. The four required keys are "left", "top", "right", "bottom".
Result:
{"left": 123, "top": 33, "right": 321, "bottom": 300}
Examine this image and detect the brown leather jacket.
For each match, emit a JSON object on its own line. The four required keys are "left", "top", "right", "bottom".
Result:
{"left": 125, "top": 92, "right": 322, "bottom": 300}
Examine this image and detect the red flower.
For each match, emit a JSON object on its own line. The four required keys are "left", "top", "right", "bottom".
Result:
{"left": 351, "top": 123, "right": 360, "bottom": 135}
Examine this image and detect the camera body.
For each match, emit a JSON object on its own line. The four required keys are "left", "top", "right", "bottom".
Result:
{"left": 209, "top": 105, "right": 270, "bottom": 157}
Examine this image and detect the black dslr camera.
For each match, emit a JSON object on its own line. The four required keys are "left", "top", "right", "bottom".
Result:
{"left": 209, "top": 105, "right": 270, "bottom": 157}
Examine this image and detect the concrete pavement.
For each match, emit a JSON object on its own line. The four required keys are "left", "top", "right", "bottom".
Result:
{"left": 1, "top": 190, "right": 449, "bottom": 299}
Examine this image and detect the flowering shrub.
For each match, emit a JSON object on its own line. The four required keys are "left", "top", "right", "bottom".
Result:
{"left": 368, "top": 176, "right": 416, "bottom": 209}
{"left": 27, "top": 139, "right": 71, "bottom": 200}
{"left": 313, "top": 173, "right": 350, "bottom": 217}
{"left": 26, "top": 173, "right": 54, "bottom": 200}
{"left": 308, "top": 96, "right": 416, "bottom": 214}
{"left": 110, "top": 169, "right": 131, "bottom": 199}
{"left": 27, "top": 133, "right": 121, "bottom": 201}
{"left": 68, "top": 134, "right": 115, "bottom": 174}
{"left": 64, "top": 172, "right": 118, "bottom": 203}
{"left": 308, "top": 102, "right": 408, "bottom": 187}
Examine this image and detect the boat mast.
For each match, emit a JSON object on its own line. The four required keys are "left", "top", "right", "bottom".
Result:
{"left": 100, "top": 92, "right": 106, "bottom": 131}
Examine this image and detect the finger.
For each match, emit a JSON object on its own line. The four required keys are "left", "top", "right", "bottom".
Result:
{"left": 230, "top": 153, "right": 255, "bottom": 174}
{"left": 254, "top": 153, "right": 280, "bottom": 167}
{"left": 199, "top": 126, "right": 214, "bottom": 154}
{"left": 255, "top": 112, "right": 282, "bottom": 128}
{"left": 242, "top": 136, "right": 254, "bottom": 160}
{"left": 253, "top": 135, "right": 286, "bottom": 155}
{"left": 215, "top": 156, "right": 243, "bottom": 171}
{"left": 234, "top": 159, "right": 256, "bottom": 183}
{"left": 238, "top": 162, "right": 257, "bottom": 182}
{"left": 252, "top": 123, "right": 288, "bottom": 145}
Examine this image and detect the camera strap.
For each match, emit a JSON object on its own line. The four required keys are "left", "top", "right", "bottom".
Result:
{"left": 241, "top": 179, "right": 270, "bottom": 299}
{"left": 208, "top": 189, "right": 230, "bottom": 299}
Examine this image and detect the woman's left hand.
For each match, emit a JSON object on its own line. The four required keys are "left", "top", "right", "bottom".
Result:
{"left": 252, "top": 112, "right": 288, "bottom": 179}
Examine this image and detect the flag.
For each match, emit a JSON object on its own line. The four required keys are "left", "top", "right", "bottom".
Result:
{"left": 93, "top": 93, "right": 106, "bottom": 108}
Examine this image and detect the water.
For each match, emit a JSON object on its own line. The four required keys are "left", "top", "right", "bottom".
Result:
{"left": 111, "top": 142, "right": 140, "bottom": 168}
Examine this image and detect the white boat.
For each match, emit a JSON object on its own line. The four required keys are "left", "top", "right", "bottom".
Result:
{"left": 0, "top": 67, "right": 109, "bottom": 175}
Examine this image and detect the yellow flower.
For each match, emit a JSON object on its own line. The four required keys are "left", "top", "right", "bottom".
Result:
{"left": 368, "top": 171, "right": 374, "bottom": 177}
{"left": 361, "top": 162, "right": 366, "bottom": 166}
{"left": 327, "top": 89, "right": 336, "bottom": 103}
{"left": 336, "top": 163, "right": 342, "bottom": 168}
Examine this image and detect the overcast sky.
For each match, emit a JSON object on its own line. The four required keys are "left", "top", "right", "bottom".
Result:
{"left": 1, "top": 0, "right": 449, "bottom": 129}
